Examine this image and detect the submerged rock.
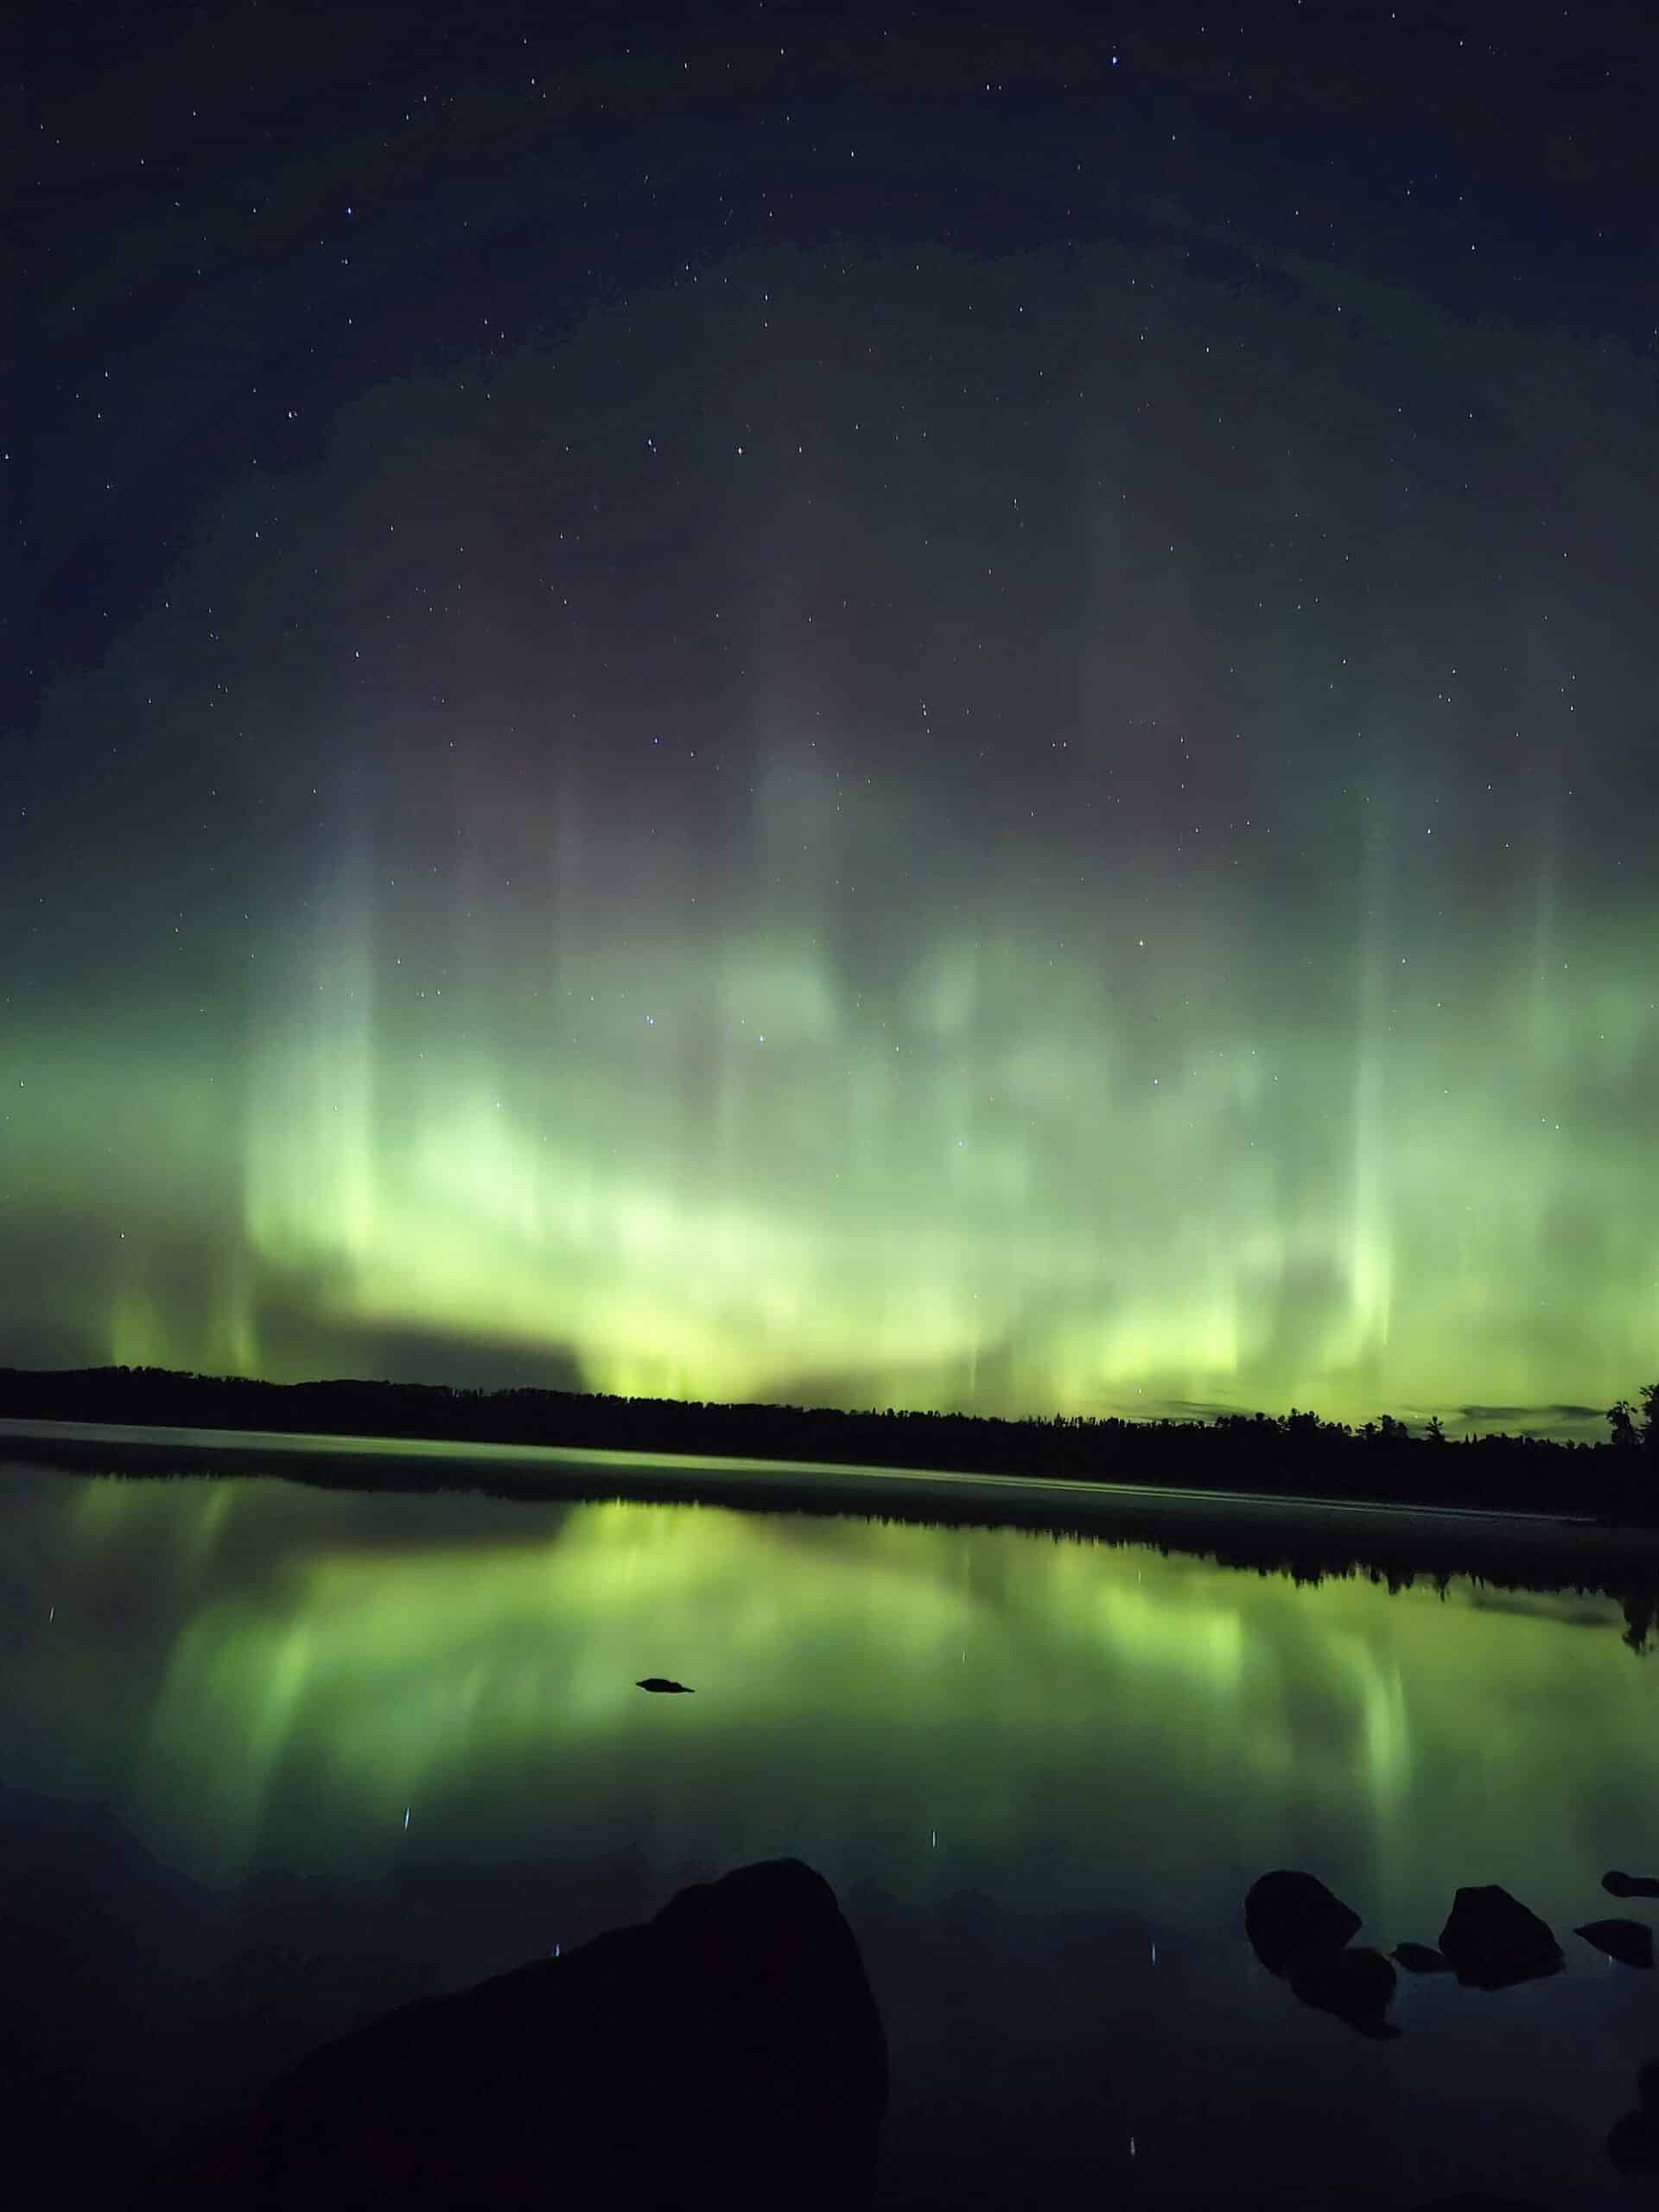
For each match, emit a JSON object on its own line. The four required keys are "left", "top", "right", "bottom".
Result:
{"left": 1575, "top": 1917, "right": 1655, "bottom": 1969}
{"left": 1392, "top": 1942, "right": 1452, "bottom": 1974}
{"left": 1437, "top": 1885, "right": 1562, "bottom": 1991}
{"left": 143, "top": 1857, "right": 887, "bottom": 2209}
{"left": 1287, "top": 1945, "right": 1399, "bottom": 2039}
{"left": 1243, "top": 1871, "right": 1362, "bottom": 1977}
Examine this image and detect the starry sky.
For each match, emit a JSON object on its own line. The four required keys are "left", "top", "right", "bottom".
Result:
{"left": 8, "top": 1, "right": 1657, "bottom": 1436}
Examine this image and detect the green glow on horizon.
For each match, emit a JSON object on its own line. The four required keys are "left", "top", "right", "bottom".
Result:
{"left": 10, "top": 889, "right": 1655, "bottom": 1434}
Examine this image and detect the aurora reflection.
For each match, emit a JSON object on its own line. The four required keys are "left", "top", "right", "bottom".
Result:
{"left": 8, "top": 1463, "right": 1654, "bottom": 1916}
{"left": 16, "top": 1459, "right": 1659, "bottom": 2202}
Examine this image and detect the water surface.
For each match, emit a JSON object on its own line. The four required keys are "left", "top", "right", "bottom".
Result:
{"left": 3, "top": 1450, "right": 1656, "bottom": 2206}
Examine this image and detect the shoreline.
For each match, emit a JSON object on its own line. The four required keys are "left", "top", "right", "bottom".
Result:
{"left": 8, "top": 1416, "right": 1659, "bottom": 1622}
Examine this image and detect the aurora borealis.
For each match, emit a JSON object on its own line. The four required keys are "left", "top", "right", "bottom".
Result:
{"left": 10, "top": 3, "right": 1656, "bottom": 1435}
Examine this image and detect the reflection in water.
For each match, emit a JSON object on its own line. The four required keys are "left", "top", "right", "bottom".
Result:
{"left": 4, "top": 1459, "right": 1655, "bottom": 1928}
{"left": 6, "top": 1456, "right": 1659, "bottom": 2207}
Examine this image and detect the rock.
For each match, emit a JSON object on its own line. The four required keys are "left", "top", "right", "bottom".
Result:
{"left": 1243, "top": 1871, "right": 1363, "bottom": 1976}
{"left": 1437, "top": 1885, "right": 1562, "bottom": 1991}
{"left": 1287, "top": 1945, "right": 1399, "bottom": 2038}
{"left": 1244, "top": 1872, "right": 1396, "bottom": 2035}
{"left": 1607, "top": 2109, "right": 1659, "bottom": 2176}
{"left": 1413, "top": 2197, "right": 1551, "bottom": 2209}
{"left": 1575, "top": 1917, "right": 1655, "bottom": 1969}
{"left": 1602, "top": 1869, "right": 1659, "bottom": 1898}
{"left": 142, "top": 1857, "right": 887, "bottom": 2209}
{"left": 1608, "top": 2059, "right": 1659, "bottom": 2177}
{"left": 637, "top": 1676, "right": 694, "bottom": 1693}
{"left": 1392, "top": 1942, "right": 1452, "bottom": 1974}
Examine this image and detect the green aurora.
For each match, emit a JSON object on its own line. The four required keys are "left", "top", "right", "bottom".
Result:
{"left": 7, "top": 243, "right": 1656, "bottom": 1434}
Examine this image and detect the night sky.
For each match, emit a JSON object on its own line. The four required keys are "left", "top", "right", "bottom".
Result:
{"left": 9, "top": 1, "right": 1656, "bottom": 1436}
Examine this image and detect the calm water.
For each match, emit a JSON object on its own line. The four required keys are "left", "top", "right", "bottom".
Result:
{"left": 4, "top": 1447, "right": 1657, "bottom": 2207}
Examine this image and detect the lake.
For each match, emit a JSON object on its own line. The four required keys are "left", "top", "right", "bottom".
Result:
{"left": 3, "top": 1439, "right": 1657, "bottom": 2207}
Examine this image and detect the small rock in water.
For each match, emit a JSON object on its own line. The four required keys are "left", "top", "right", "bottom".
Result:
{"left": 1288, "top": 1945, "right": 1399, "bottom": 2039}
{"left": 1438, "top": 1885, "right": 1562, "bottom": 1991}
{"left": 1392, "top": 1942, "right": 1452, "bottom": 1974}
{"left": 1243, "top": 1870, "right": 1362, "bottom": 1976}
{"left": 1603, "top": 1870, "right": 1659, "bottom": 1899}
{"left": 1244, "top": 1872, "right": 1398, "bottom": 2036}
{"left": 1575, "top": 1918, "right": 1655, "bottom": 1969}
{"left": 637, "top": 1676, "right": 695, "bottom": 1694}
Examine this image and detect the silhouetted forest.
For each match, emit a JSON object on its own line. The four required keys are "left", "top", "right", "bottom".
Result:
{"left": 3, "top": 1364, "right": 1656, "bottom": 1521}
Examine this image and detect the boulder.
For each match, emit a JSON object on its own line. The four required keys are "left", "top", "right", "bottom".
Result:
{"left": 143, "top": 1857, "right": 887, "bottom": 2210}
{"left": 1608, "top": 2056, "right": 1659, "bottom": 2177}
{"left": 1575, "top": 1917, "right": 1654, "bottom": 1969}
{"left": 1243, "top": 1871, "right": 1362, "bottom": 1976}
{"left": 1437, "top": 1885, "right": 1562, "bottom": 1991}
{"left": 1608, "top": 2110, "right": 1659, "bottom": 2176}
{"left": 1244, "top": 1872, "right": 1396, "bottom": 2035}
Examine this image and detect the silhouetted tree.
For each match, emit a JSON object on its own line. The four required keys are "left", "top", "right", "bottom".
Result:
{"left": 1605, "top": 1389, "right": 1658, "bottom": 1525}
{"left": 1608, "top": 1401, "right": 1641, "bottom": 1451}
{"left": 1622, "top": 1589, "right": 1656, "bottom": 1657}
{"left": 1641, "top": 1382, "right": 1659, "bottom": 1460}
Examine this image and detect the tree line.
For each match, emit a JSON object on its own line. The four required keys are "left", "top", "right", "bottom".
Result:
{"left": 2, "top": 1363, "right": 1656, "bottom": 1521}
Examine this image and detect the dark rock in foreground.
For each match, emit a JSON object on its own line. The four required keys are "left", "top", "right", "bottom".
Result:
{"left": 1413, "top": 2196, "right": 1552, "bottom": 2209}
{"left": 1437, "top": 1886, "right": 1563, "bottom": 1991}
{"left": 1575, "top": 1917, "right": 1655, "bottom": 1969}
{"left": 1392, "top": 1942, "right": 1452, "bottom": 1974}
{"left": 143, "top": 1857, "right": 887, "bottom": 2210}
{"left": 1243, "top": 1871, "right": 1362, "bottom": 1977}
{"left": 1602, "top": 1869, "right": 1659, "bottom": 1899}
{"left": 1607, "top": 2113, "right": 1659, "bottom": 2178}
{"left": 1607, "top": 2056, "right": 1659, "bottom": 2177}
